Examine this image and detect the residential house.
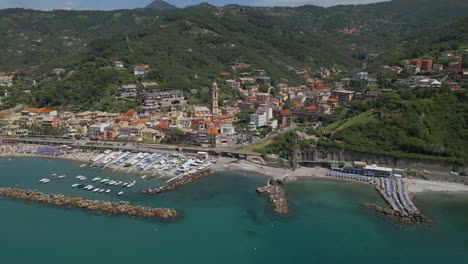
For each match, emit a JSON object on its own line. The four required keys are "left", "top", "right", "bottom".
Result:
{"left": 331, "top": 89, "right": 354, "bottom": 102}
{"left": 114, "top": 61, "right": 124, "bottom": 69}
{"left": 0, "top": 76, "right": 13, "bottom": 87}
{"left": 432, "top": 64, "right": 444, "bottom": 72}
{"left": 448, "top": 62, "right": 462, "bottom": 73}
{"left": 354, "top": 72, "right": 369, "bottom": 81}
{"left": 88, "top": 123, "right": 109, "bottom": 138}
{"left": 404, "top": 64, "right": 421, "bottom": 74}
{"left": 134, "top": 66, "right": 146, "bottom": 76}
{"left": 140, "top": 128, "right": 164, "bottom": 142}
{"left": 441, "top": 50, "right": 453, "bottom": 58}
{"left": 448, "top": 82, "right": 461, "bottom": 90}
{"left": 256, "top": 76, "right": 271, "bottom": 84}
{"left": 1, "top": 125, "right": 28, "bottom": 136}
{"left": 22, "top": 108, "right": 58, "bottom": 116}
{"left": 279, "top": 109, "right": 292, "bottom": 127}
{"left": 37, "top": 116, "right": 61, "bottom": 128}
{"left": 421, "top": 59, "right": 433, "bottom": 70}
{"left": 366, "top": 91, "right": 379, "bottom": 98}
{"left": 411, "top": 59, "right": 422, "bottom": 67}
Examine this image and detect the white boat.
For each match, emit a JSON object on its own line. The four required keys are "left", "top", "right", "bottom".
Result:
{"left": 122, "top": 183, "right": 128, "bottom": 187}
{"left": 105, "top": 189, "right": 111, "bottom": 193}
{"left": 92, "top": 177, "right": 101, "bottom": 182}
{"left": 80, "top": 164, "right": 87, "bottom": 168}
{"left": 93, "top": 188, "right": 100, "bottom": 192}
{"left": 39, "top": 178, "right": 50, "bottom": 183}
{"left": 127, "top": 183, "right": 134, "bottom": 188}
{"left": 51, "top": 174, "right": 57, "bottom": 176}
{"left": 99, "top": 189, "right": 105, "bottom": 193}
{"left": 58, "top": 175, "right": 66, "bottom": 179}
{"left": 84, "top": 185, "right": 94, "bottom": 190}
{"left": 118, "top": 191, "right": 124, "bottom": 196}
{"left": 72, "top": 183, "right": 80, "bottom": 188}
{"left": 141, "top": 175, "right": 147, "bottom": 179}
{"left": 101, "top": 178, "right": 110, "bottom": 183}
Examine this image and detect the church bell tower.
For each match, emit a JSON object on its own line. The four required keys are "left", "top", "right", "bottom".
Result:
{"left": 212, "top": 81, "right": 219, "bottom": 116}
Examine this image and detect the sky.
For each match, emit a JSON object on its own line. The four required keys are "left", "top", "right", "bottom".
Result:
{"left": 0, "top": 0, "right": 390, "bottom": 10}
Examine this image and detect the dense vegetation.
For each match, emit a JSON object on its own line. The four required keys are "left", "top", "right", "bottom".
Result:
{"left": 324, "top": 89, "right": 468, "bottom": 164}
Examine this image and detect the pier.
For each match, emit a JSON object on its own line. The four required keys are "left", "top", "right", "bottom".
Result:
{"left": 0, "top": 187, "right": 179, "bottom": 220}
{"left": 144, "top": 169, "right": 212, "bottom": 194}
{"left": 256, "top": 179, "right": 290, "bottom": 215}
{"left": 324, "top": 169, "right": 428, "bottom": 224}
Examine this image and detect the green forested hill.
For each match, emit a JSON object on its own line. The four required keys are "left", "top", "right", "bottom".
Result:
{"left": 1, "top": 0, "right": 467, "bottom": 111}
{"left": 325, "top": 89, "right": 468, "bottom": 164}
{"left": 0, "top": 8, "right": 172, "bottom": 70}
{"left": 27, "top": 6, "right": 358, "bottom": 110}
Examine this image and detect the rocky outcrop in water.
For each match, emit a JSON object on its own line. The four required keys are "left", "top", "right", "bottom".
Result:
{"left": 257, "top": 180, "right": 290, "bottom": 215}
{"left": 362, "top": 203, "right": 430, "bottom": 225}
{"left": 0, "top": 187, "right": 179, "bottom": 220}
{"left": 144, "top": 170, "right": 212, "bottom": 194}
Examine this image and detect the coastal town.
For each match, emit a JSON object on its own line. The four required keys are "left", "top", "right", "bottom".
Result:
{"left": 1, "top": 49, "right": 466, "bottom": 148}
{"left": 1, "top": 47, "right": 467, "bottom": 222}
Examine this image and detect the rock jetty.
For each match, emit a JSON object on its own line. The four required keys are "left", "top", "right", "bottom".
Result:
{"left": 362, "top": 203, "right": 430, "bottom": 225}
{"left": 256, "top": 179, "right": 290, "bottom": 215}
{"left": 144, "top": 169, "right": 212, "bottom": 194}
{"left": 0, "top": 187, "right": 179, "bottom": 220}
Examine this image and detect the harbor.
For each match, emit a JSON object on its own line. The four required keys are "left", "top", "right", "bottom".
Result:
{"left": 325, "top": 161, "right": 429, "bottom": 224}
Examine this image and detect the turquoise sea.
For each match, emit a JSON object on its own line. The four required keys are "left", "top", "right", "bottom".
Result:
{"left": 1, "top": 158, "right": 468, "bottom": 263}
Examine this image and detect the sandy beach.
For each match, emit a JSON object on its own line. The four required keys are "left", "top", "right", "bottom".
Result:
{"left": 406, "top": 178, "right": 468, "bottom": 193}
{"left": 2, "top": 144, "right": 468, "bottom": 195}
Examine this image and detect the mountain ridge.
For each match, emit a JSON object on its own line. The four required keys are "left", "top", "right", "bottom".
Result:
{"left": 145, "top": 0, "right": 178, "bottom": 10}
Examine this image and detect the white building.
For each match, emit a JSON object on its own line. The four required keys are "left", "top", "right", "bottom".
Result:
{"left": 88, "top": 123, "right": 109, "bottom": 138}
{"left": 250, "top": 106, "right": 274, "bottom": 129}
{"left": 354, "top": 72, "right": 369, "bottom": 81}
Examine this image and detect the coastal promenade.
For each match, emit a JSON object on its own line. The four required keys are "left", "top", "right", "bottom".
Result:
{"left": 0, "top": 137, "right": 260, "bottom": 159}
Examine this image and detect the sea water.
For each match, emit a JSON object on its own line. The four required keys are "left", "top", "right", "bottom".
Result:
{"left": 0, "top": 158, "right": 467, "bottom": 264}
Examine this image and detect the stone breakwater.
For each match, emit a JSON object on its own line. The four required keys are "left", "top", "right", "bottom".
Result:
{"left": 0, "top": 187, "right": 179, "bottom": 220}
{"left": 144, "top": 170, "right": 212, "bottom": 194}
{"left": 256, "top": 179, "right": 290, "bottom": 215}
{"left": 362, "top": 203, "right": 430, "bottom": 225}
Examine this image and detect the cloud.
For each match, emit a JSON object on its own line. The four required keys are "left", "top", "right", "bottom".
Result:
{"left": 63, "top": 1, "right": 81, "bottom": 10}
{"left": 253, "top": 0, "right": 390, "bottom": 7}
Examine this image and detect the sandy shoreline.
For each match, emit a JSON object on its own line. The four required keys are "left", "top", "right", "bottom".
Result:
{"left": 2, "top": 146, "right": 468, "bottom": 195}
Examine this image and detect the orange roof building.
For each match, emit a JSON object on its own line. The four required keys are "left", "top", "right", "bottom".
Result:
{"left": 207, "top": 127, "right": 219, "bottom": 135}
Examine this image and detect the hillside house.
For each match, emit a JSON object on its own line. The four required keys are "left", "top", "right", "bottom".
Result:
{"left": 134, "top": 66, "right": 146, "bottom": 76}
{"left": 354, "top": 72, "right": 369, "bottom": 81}
{"left": 279, "top": 109, "right": 292, "bottom": 127}
{"left": 0, "top": 76, "right": 13, "bottom": 87}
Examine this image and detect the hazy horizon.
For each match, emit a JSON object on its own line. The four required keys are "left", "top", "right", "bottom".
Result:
{"left": 0, "top": 0, "right": 391, "bottom": 11}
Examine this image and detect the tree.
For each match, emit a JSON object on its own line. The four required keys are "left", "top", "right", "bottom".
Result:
{"left": 283, "top": 99, "right": 293, "bottom": 110}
